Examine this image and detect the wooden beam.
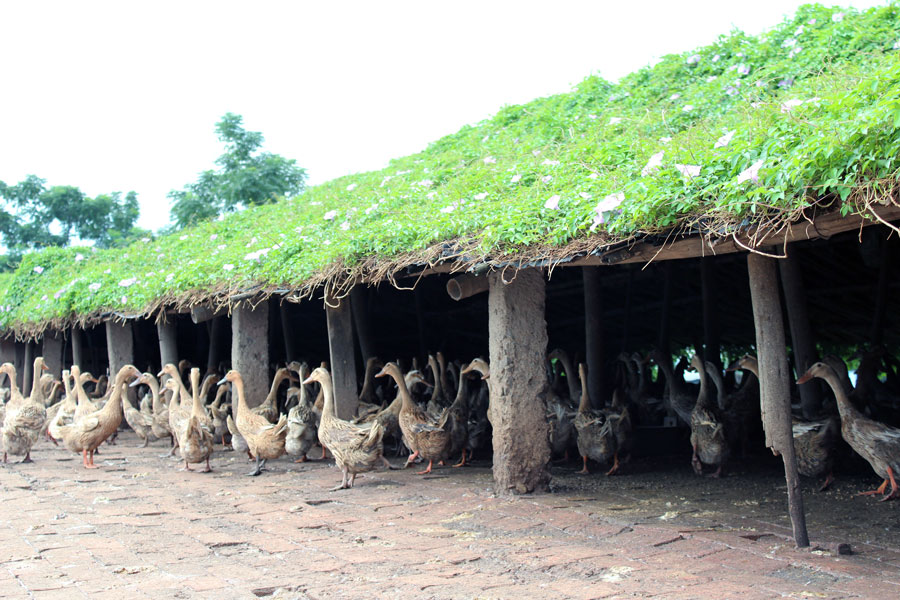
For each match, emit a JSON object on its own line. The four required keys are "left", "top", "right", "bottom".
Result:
{"left": 747, "top": 252, "right": 809, "bottom": 548}
{"left": 446, "top": 274, "right": 490, "bottom": 301}
{"left": 583, "top": 267, "right": 604, "bottom": 406}
{"left": 779, "top": 250, "right": 821, "bottom": 418}
{"left": 325, "top": 295, "right": 358, "bottom": 420}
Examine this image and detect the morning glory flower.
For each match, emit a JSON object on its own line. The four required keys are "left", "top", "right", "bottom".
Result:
{"left": 223, "top": 264, "right": 235, "bottom": 271}
{"left": 511, "top": 174, "right": 522, "bottom": 183}
{"left": 120, "top": 296, "right": 128, "bottom": 304}
{"left": 89, "top": 282, "right": 101, "bottom": 292}
{"left": 590, "top": 193, "right": 626, "bottom": 231}
{"left": 893, "top": 39, "right": 900, "bottom": 50}
{"left": 669, "top": 93, "right": 681, "bottom": 100}
{"left": 641, "top": 151, "right": 664, "bottom": 176}
{"left": 75, "top": 253, "right": 84, "bottom": 262}
{"left": 782, "top": 38, "right": 797, "bottom": 48}
{"left": 832, "top": 12, "right": 844, "bottom": 23}
{"left": 323, "top": 210, "right": 338, "bottom": 221}
{"left": 714, "top": 130, "right": 736, "bottom": 149}
{"left": 33, "top": 266, "right": 44, "bottom": 274}
{"left": 483, "top": 156, "right": 497, "bottom": 164}
{"left": 544, "top": 195, "right": 561, "bottom": 210}
{"left": 339, "top": 221, "right": 351, "bottom": 231}
{"left": 712, "top": 54, "right": 721, "bottom": 62}
{"left": 118, "top": 277, "right": 137, "bottom": 287}
{"left": 346, "top": 183, "right": 358, "bottom": 191}
{"left": 542, "top": 175, "right": 553, "bottom": 184}
{"left": 737, "top": 64, "right": 751, "bottom": 76}
{"left": 737, "top": 159, "right": 764, "bottom": 184}
{"left": 210, "top": 234, "right": 218, "bottom": 241}
{"left": 686, "top": 54, "right": 701, "bottom": 64}
{"left": 608, "top": 117, "right": 622, "bottom": 125}
{"left": 541, "top": 159, "right": 560, "bottom": 166}
{"left": 165, "top": 274, "right": 175, "bottom": 283}
{"left": 474, "top": 192, "right": 488, "bottom": 200}
{"left": 682, "top": 105, "right": 694, "bottom": 112}
{"left": 673, "top": 164, "right": 701, "bottom": 177}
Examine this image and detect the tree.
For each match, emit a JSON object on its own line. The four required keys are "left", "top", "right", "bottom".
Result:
{"left": 0, "top": 176, "right": 144, "bottom": 269}
{"left": 167, "top": 113, "right": 307, "bottom": 229}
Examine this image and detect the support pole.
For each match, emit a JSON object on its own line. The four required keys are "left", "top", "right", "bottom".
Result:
{"left": 232, "top": 301, "right": 269, "bottom": 409}
{"left": 583, "top": 267, "right": 604, "bottom": 407}
{"left": 779, "top": 251, "right": 821, "bottom": 419}
{"left": 351, "top": 286, "right": 375, "bottom": 362}
{"left": 22, "top": 341, "right": 34, "bottom": 396}
{"left": 869, "top": 233, "right": 892, "bottom": 346}
{"left": 71, "top": 328, "right": 85, "bottom": 369}
{"left": 157, "top": 318, "right": 178, "bottom": 370}
{"left": 488, "top": 268, "right": 551, "bottom": 495}
{"left": 0, "top": 338, "right": 15, "bottom": 365}
{"left": 325, "top": 294, "right": 358, "bottom": 420}
{"left": 413, "top": 286, "right": 428, "bottom": 363}
{"left": 747, "top": 253, "right": 809, "bottom": 548}
{"left": 42, "top": 331, "right": 65, "bottom": 379}
{"left": 700, "top": 257, "right": 721, "bottom": 368}
{"left": 279, "top": 304, "right": 299, "bottom": 363}
{"left": 106, "top": 321, "right": 135, "bottom": 375}
{"left": 657, "top": 262, "right": 672, "bottom": 356}
{"left": 207, "top": 316, "right": 226, "bottom": 373}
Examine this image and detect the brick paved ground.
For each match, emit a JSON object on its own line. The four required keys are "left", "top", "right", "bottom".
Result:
{"left": 1, "top": 432, "right": 898, "bottom": 599}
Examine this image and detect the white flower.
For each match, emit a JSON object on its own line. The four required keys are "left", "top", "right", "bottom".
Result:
{"left": 782, "top": 38, "right": 797, "bottom": 48}
{"left": 737, "top": 64, "right": 750, "bottom": 76}
{"left": 532, "top": 150, "right": 541, "bottom": 156}
{"left": 686, "top": 54, "right": 701, "bottom": 64}
{"left": 595, "top": 193, "right": 625, "bottom": 213}
{"left": 542, "top": 175, "right": 553, "bottom": 184}
{"left": 511, "top": 174, "right": 522, "bottom": 183}
{"left": 440, "top": 203, "right": 458, "bottom": 214}
{"left": 473, "top": 192, "right": 488, "bottom": 200}
{"left": 104, "top": 268, "right": 111, "bottom": 274}
{"left": 339, "top": 221, "right": 351, "bottom": 231}
{"left": 682, "top": 105, "right": 694, "bottom": 112}
{"left": 41, "top": 295, "right": 48, "bottom": 301}
{"left": 669, "top": 93, "right": 681, "bottom": 100}
{"left": 788, "top": 47, "right": 803, "bottom": 59}
{"left": 641, "top": 151, "right": 665, "bottom": 176}
{"left": 141, "top": 237, "right": 150, "bottom": 243}
{"left": 588, "top": 173, "right": 599, "bottom": 179}
{"left": 217, "top": 244, "right": 226, "bottom": 250}
{"left": 755, "top": 80, "right": 766, "bottom": 88}
{"left": 894, "top": 39, "right": 900, "bottom": 50}
{"left": 33, "top": 266, "right": 44, "bottom": 274}
{"left": 54, "top": 290, "right": 63, "bottom": 299}
{"left": 75, "top": 253, "right": 84, "bottom": 262}
{"left": 120, "top": 296, "right": 128, "bottom": 304}
{"left": 310, "top": 201, "right": 322, "bottom": 206}
{"left": 714, "top": 130, "right": 736, "bottom": 149}
{"left": 425, "top": 191, "right": 436, "bottom": 200}
{"left": 544, "top": 195, "right": 561, "bottom": 210}
{"left": 483, "top": 156, "right": 497, "bottom": 164}
{"left": 795, "top": 25, "right": 805, "bottom": 36}
{"left": 244, "top": 248, "right": 271, "bottom": 261}
{"left": 706, "top": 75, "right": 718, "bottom": 83}
{"left": 659, "top": 136, "right": 673, "bottom": 144}
{"left": 541, "top": 159, "right": 560, "bottom": 166}
{"left": 712, "top": 54, "right": 721, "bottom": 62}
{"left": 726, "top": 86, "right": 739, "bottom": 96}
{"left": 217, "top": 214, "right": 225, "bottom": 221}
{"left": 737, "top": 159, "right": 764, "bottom": 184}
{"left": 416, "top": 179, "right": 433, "bottom": 187}
{"left": 481, "top": 134, "right": 490, "bottom": 143}
{"left": 365, "top": 205, "right": 377, "bottom": 215}
{"left": 673, "top": 164, "right": 701, "bottom": 177}
{"left": 210, "top": 234, "right": 217, "bottom": 240}
{"left": 223, "top": 263, "right": 235, "bottom": 271}
{"left": 118, "top": 277, "right": 137, "bottom": 288}
{"left": 323, "top": 209, "right": 338, "bottom": 221}
{"left": 608, "top": 117, "right": 622, "bottom": 125}
{"left": 346, "top": 183, "right": 357, "bottom": 191}
{"left": 165, "top": 273, "right": 175, "bottom": 283}
{"left": 832, "top": 12, "right": 844, "bottom": 23}
{"left": 579, "top": 192, "right": 592, "bottom": 199}
{"left": 179, "top": 235, "right": 188, "bottom": 241}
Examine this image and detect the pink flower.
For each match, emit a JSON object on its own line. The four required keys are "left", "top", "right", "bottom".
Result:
{"left": 737, "top": 159, "right": 764, "bottom": 184}
{"left": 544, "top": 195, "right": 561, "bottom": 210}
{"left": 641, "top": 151, "right": 664, "bottom": 176}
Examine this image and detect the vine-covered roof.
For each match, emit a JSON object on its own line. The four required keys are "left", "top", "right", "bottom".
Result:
{"left": 2, "top": 3, "right": 900, "bottom": 338}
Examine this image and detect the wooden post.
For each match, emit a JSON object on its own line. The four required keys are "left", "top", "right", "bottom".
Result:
{"left": 350, "top": 286, "right": 375, "bottom": 362}
{"left": 779, "top": 251, "right": 821, "bottom": 419}
{"left": 657, "top": 262, "right": 672, "bottom": 356}
{"left": 488, "top": 268, "right": 551, "bottom": 494}
{"left": 747, "top": 253, "right": 809, "bottom": 548}
{"left": 700, "top": 257, "right": 721, "bottom": 368}
{"left": 869, "top": 233, "right": 892, "bottom": 346}
{"left": 279, "top": 303, "right": 299, "bottom": 363}
{"left": 232, "top": 301, "right": 269, "bottom": 409}
{"left": 583, "top": 267, "right": 604, "bottom": 407}
{"left": 22, "top": 340, "right": 34, "bottom": 396}
{"left": 42, "top": 331, "right": 65, "bottom": 379}
{"left": 326, "top": 293, "right": 358, "bottom": 419}
{"left": 106, "top": 321, "right": 134, "bottom": 374}
{"left": 413, "top": 285, "right": 428, "bottom": 363}
{"left": 0, "top": 338, "right": 15, "bottom": 365}
{"left": 71, "top": 328, "right": 85, "bottom": 369}
{"left": 207, "top": 316, "right": 226, "bottom": 372}
{"left": 157, "top": 318, "right": 178, "bottom": 370}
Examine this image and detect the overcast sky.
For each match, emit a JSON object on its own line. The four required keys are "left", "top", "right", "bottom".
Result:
{"left": 0, "top": 0, "right": 885, "bottom": 233}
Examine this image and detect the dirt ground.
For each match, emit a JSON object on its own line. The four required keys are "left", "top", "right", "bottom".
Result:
{"left": 1, "top": 431, "right": 898, "bottom": 599}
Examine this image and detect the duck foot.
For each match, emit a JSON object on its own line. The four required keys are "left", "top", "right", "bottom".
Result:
{"left": 576, "top": 455, "right": 589, "bottom": 475}
{"left": 452, "top": 450, "right": 468, "bottom": 468}
{"left": 201, "top": 458, "right": 212, "bottom": 473}
{"left": 878, "top": 467, "right": 899, "bottom": 502}
{"left": 605, "top": 453, "right": 620, "bottom": 476}
{"left": 707, "top": 465, "right": 723, "bottom": 478}
{"left": 381, "top": 456, "right": 399, "bottom": 470}
{"left": 818, "top": 472, "right": 834, "bottom": 492}
{"left": 858, "top": 479, "right": 889, "bottom": 497}
{"left": 415, "top": 460, "right": 435, "bottom": 475}
{"left": 691, "top": 449, "right": 703, "bottom": 476}
{"left": 20, "top": 452, "right": 33, "bottom": 464}
{"left": 247, "top": 457, "right": 267, "bottom": 476}
{"left": 294, "top": 456, "right": 308, "bottom": 464}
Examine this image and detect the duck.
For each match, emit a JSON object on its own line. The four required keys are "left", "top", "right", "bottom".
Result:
{"left": 425, "top": 355, "right": 447, "bottom": 418}
{"left": 688, "top": 355, "right": 728, "bottom": 477}
{"left": 49, "top": 364, "right": 140, "bottom": 468}
{"left": 791, "top": 416, "right": 839, "bottom": 491}
{"left": 358, "top": 357, "right": 384, "bottom": 409}
{"left": 355, "top": 369, "right": 429, "bottom": 454}
{"left": 122, "top": 384, "right": 154, "bottom": 447}
{"left": 303, "top": 366, "right": 386, "bottom": 489}
{"left": 437, "top": 352, "right": 455, "bottom": 405}
{"left": 713, "top": 357, "right": 761, "bottom": 457}
{"left": 227, "top": 413, "right": 251, "bottom": 458}
{"left": 649, "top": 349, "right": 695, "bottom": 427}
{"left": 132, "top": 372, "right": 174, "bottom": 447}
{"left": 286, "top": 363, "right": 318, "bottom": 463}
{"left": 547, "top": 349, "right": 580, "bottom": 410}
{"left": 176, "top": 368, "right": 214, "bottom": 472}
{"left": 1, "top": 358, "right": 48, "bottom": 463}
{"left": 252, "top": 367, "right": 294, "bottom": 424}
{"left": 208, "top": 384, "right": 230, "bottom": 447}
{"left": 445, "top": 364, "right": 471, "bottom": 467}
{"left": 218, "top": 370, "right": 287, "bottom": 476}
{"left": 573, "top": 363, "right": 619, "bottom": 475}
{"left": 798, "top": 362, "right": 900, "bottom": 501}
{"left": 377, "top": 361, "right": 451, "bottom": 475}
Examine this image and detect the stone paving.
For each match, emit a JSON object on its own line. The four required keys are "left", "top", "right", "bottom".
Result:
{"left": 1, "top": 432, "right": 899, "bottom": 599}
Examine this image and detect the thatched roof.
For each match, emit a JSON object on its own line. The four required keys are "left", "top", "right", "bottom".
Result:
{"left": 2, "top": 3, "right": 900, "bottom": 339}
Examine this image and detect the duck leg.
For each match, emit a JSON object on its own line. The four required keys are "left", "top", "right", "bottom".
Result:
{"left": 319, "top": 445, "right": 328, "bottom": 460}
{"left": 416, "top": 460, "right": 434, "bottom": 475}
{"left": 879, "top": 467, "right": 898, "bottom": 502}
{"left": 691, "top": 445, "right": 703, "bottom": 476}
{"left": 605, "top": 451, "right": 620, "bottom": 476}
{"left": 183, "top": 460, "right": 194, "bottom": 472}
{"left": 330, "top": 468, "right": 350, "bottom": 491}
{"left": 818, "top": 471, "right": 834, "bottom": 492}
{"left": 381, "top": 456, "right": 399, "bottom": 470}
{"left": 577, "top": 455, "right": 589, "bottom": 475}
{"left": 83, "top": 449, "right": 98, "bottom": 469}
{"left": 294, "top": 455, "right": 309, "bottom": 464}
{"left": 708, "top": 464, "right": 723, "bottom": 479}
{"left": 3, "top": 451, "right": 7, "bottom": 463}
{"left": 201, "top": 456, "right": 212, "bottom": 473}
{"left": 404, "top": 450, "right": 420, "bottom": 468}
{"left": 20, "top": 451, "right": 33, "bottom": 464}
{"left": 859, "top": 479, "right": 889, "bottom": 497}
{"left": 452, "top": 449, "right": 468, "bottom": 468}
{"left": 248, "top": 455, "right": 265, "bottom": 476}
{"left": 140, "top": 436, "right": 149, "bottom": 448}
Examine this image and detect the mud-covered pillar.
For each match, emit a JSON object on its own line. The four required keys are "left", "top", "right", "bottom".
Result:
{"left": 583, "top": 267, "right": 604, "bottom": 407}
{"left": 207, "top": 316, "right": 226, "bottom": 372}
{"left": 326, "top": 293, "right": 358, "bottom": 420}
{"left": 351, "top": 286, "right": 375, "bottom": 363}
{"left": 232, "top": 301, "right": 268, "bottom": 408}
{"left": 488, "top": 268, "right": 551, "bottom": 495}
{"left": 157, "top": 318, "right": 178, "bottom": 370}
{"left": 42, "top": 330, "right": 65, "bottom": 379}
{"left": 22, "top": 341, "right": 34, "bottom": 397}
{"left": 106, "top": 320, "right": 134, "bottom": 374}
{"left": 779, "top": 251, "right": 821, "bottom": 419}
{"left": 0, "top": 338, "right": 16, "bottom": 366}
{"left": 748, "top": 253, "right": 809, "bottom": 548}
{"left": 71, "top": 328, "right": 85, "bottom": 369}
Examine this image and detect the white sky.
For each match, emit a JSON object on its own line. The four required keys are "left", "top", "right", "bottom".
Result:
{"left": 0, "top": 0, "right": 885, "bottom": 233}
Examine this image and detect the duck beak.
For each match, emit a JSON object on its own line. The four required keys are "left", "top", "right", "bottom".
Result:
{"left": 301, "top": 375, "right": 314, "bottom": 385}
{"left": 216, "top": 377, "right": 228, "bottom": 386}
{"left": 374, "top": 368, "right": 387, "bottom": 378}
{"left": 128, "top": 377, "right": 142, "bottom": 388}
{"left": 797, "top": 372, "right": 812, "bottom": 385}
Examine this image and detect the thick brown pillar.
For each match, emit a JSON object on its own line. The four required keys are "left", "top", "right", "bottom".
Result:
{"left": 207, "top": 316, "right": 226, "bottom": 372}
{"left": 157, "top": 318, "right": 178, "bottom": 369}
{"left": 583, "top": 267, "right": 604, "bottom": 407}
{"left": 701, "top": 257, "right": 721, "bottom": 368}
{"left": 779, "top": 252, "right": 821, "bottom": 418}
{"left": 42, "top": 331, "right": 65, "bottom": 379}
{"left": 106, "top": 321, "right": 134, "bottom": 374}
{"left": 747, "top": 253, "right": 809, "bottom": 548}
{"left": 326, "top": 294, "right": 358, "bottom": 420}
{"left": 71, "top": 328, "right": 85, "bottom": 369}
{"left": 488, "top": 268, "right": 551, "bottom": 495}
{"left": 351, "top": 286, "right": 375, "bottom": 362}
{"left": 22, "top": 341, "right": 34, "bottom": 396}
{"left": 232, "top": 302, "right": 269, "bottom": 408}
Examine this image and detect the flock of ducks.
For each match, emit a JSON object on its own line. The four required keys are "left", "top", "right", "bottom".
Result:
{"left": 0, "top": 346, "right": 898, "bottom": 500}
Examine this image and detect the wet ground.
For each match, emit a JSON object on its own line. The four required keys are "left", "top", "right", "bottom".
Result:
{"left": 0, "top": 431, "right": 898, "bottom": 599}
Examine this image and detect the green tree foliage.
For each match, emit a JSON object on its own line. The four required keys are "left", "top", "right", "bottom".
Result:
{"left": 0, "top": 175, "right": 144, "bottom": 268}
{"left": 168, "top": 113, "right": 308, "bottom": 229}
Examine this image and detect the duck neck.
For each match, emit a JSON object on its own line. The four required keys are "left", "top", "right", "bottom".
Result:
{"left": 555, "top": 351, "right": 579, "bottom": 402}
{"left": 695, "top": 363, "right": 711, "bottom": 409}
{"left": 452, "top": 370, "right": 469, "bottom": 411}
{"left": 29, "top": 359, "right": 43, "bottom": 402}
{"left": 578, "top": 366, "right": 591, "bottom": 413}
{"left": 104, "top": 381, "right": 125, "bottom": 420}
{"left": 360, "top": 359, "right": 377, "bottom": 401}
{"left": 391, "top": 369, "right": 415, "bottom": 411}
{"left": 705, "top": 365, "right": 726, "bottom": 410}
{"left": 147, "top": 377, "right": 162, "bottom": 412}
{"left": 233, "top": 377, "right": 249, "bottom": 417}
{"left": 429, "top": 359, "right": 442, "bottom": 404}
{"left": 318, "top": 373, "right": 336, "bottom": 418}
{"left": 817, "top": 368, "right": 863, "bottom": 422}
